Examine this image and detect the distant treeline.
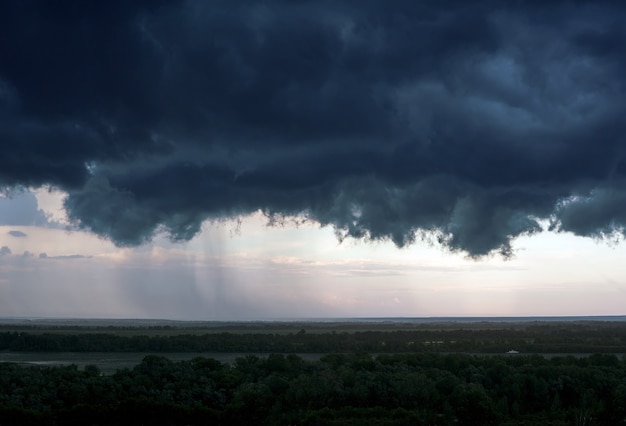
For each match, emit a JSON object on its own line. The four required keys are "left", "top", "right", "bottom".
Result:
{"left": 1, "top": 352, "right": 626, "bottom": 425}
{"left": 1, "top": 322, "right": 626, "bottom": 353}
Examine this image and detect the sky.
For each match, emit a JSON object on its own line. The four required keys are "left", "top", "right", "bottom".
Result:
{"left": 1, "top": 1, "right": 626, "bottom": 320}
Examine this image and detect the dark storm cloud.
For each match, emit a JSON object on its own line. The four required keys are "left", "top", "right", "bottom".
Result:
{"left": 8, "top": 230, "right": 27, "bottom": 238}
{"left": 1, "top": 0, "right": 626, "bottom": 257}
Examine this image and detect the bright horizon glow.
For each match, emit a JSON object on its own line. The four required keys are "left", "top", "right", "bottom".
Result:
{"left": 0, "top": 189, "right": 623, "bottom": 320}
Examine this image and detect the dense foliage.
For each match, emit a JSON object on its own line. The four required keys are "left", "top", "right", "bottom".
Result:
{"left": 1, "top": 352, "right": 626, "bottom": 425}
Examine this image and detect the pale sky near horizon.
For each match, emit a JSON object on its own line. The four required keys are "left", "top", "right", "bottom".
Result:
{"left": 0, "top": 188, "right": 624, "bottom": 320}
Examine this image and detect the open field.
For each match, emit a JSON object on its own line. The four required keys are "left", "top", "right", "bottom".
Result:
{"left": 0, "top": 351, "right": 326, "bottom": 374}
{"left": 1, "top": 316, "right": 625, "bottom": 355}
{"left": 1, "top": 315, "right": 625, "bottom": 334}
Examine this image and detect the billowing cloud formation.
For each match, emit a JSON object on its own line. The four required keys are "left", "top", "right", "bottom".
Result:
{"left": 0, "top": 246, "right": 11, "bottom": 256}
{"left": 1, "top": 1, "right": 626, "bottom": 257}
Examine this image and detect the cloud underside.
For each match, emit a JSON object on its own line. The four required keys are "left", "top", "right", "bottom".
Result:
{"left": 1, "top": 1, "right": 626, "bottom": 257}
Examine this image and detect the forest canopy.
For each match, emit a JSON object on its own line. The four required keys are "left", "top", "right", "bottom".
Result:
{"left": 1, "top": 352, "right": 626, "bottom": 425}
